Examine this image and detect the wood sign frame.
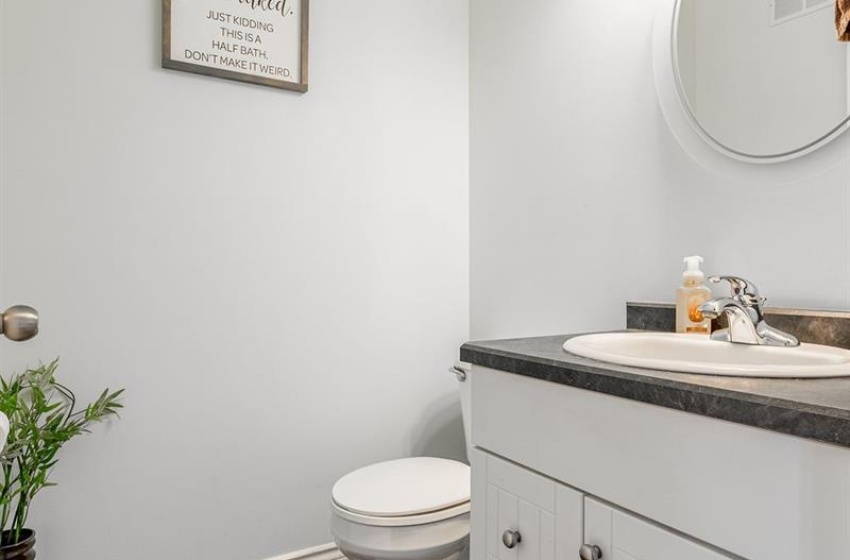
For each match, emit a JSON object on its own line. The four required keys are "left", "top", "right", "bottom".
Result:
{"left": 162, "top": 0, "right": 309, "bottom": 92}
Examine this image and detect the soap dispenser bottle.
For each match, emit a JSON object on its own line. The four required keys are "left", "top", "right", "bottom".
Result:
{"left": 676, "top": 256, "right": 712, "bottom": 334}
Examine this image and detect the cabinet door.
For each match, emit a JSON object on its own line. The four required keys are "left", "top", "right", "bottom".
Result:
{"left": 470, "top": 449, "right": 583, "bottom": 560}
{"left": 583, "top": 498, "right": 734, "bottom": 560}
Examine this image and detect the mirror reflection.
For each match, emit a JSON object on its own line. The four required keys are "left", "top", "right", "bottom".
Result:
{"left": 676, "top": 0, "right": 850, "bottom": 158}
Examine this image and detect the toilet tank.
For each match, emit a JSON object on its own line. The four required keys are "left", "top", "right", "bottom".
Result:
{"left": 454, "top": 362, "right": 472, "bottom": 461}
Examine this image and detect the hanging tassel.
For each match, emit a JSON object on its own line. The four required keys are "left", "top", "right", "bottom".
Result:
{"left": 838, "top": 0, "right": 850, "bottom": 41}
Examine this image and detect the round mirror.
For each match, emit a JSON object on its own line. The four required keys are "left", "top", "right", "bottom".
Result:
{"left": 674, "top": 0, "right": 850, "bottom": 161}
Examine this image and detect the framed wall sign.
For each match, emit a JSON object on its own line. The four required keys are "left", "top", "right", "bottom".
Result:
{"left": 162, "top": 0, "right": 309, "bottom": 92}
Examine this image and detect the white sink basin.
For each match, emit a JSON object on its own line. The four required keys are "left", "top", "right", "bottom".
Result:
{"left": 563, "top": 332, "right": 850, "bottom": 378}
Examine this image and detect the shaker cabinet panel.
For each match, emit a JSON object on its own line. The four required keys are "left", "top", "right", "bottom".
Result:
{"left": 584, "top": 498, "right": 734, "bottom": 560}
{"left": 470, "top": 450, "right": 582, "bottom": 560}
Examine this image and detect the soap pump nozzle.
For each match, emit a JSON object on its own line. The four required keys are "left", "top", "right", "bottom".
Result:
{"left": 682, "top": 255, "right": 705, "bottom": 284}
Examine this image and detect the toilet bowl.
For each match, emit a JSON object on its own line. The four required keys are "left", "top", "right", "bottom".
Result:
{"left": 330, "top": 364, "right": 473, "bottom": 560}
{"left": 331, "top": 457, "right": 470, "bottom": 560}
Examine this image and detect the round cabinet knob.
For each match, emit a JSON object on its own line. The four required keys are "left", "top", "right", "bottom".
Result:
{"left": 579, "top": 544, "right": 603, "bottom": 560}
{"left": 502, "top": 529, "right": 522, "bottom": 549}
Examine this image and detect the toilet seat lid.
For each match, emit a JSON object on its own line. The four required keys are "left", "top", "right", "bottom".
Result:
{"left": 332, "top": 457, "right": 470, "bottom": 517}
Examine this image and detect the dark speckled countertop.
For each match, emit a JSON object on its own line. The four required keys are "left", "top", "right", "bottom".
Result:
{"left": 460, "top": 333, "right": 850, "bottom": 450}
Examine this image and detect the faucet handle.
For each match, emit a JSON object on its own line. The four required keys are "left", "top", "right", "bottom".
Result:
{"left": 708, "top": 276, "right": 765, "bottom": 307}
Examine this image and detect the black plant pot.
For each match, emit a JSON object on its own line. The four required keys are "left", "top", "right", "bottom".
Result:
{"left": 0, "top": 529, "right": 35, "bottom": 560}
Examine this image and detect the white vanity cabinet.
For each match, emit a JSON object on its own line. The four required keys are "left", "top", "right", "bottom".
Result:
{"left": 470, "top": 449, "right": 734, "bottom": 560}
{"left": 584, "top": 498, "right": 732, "bottom": 560}
{"left": 469, "top": 366, "right": 850, "bottom": 560}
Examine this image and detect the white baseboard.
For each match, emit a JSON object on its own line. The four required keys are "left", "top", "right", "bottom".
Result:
{"left": 262, "top": 542, "right": 345, "bottom": 560}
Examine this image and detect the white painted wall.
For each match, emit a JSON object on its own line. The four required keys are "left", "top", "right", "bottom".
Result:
{"left": 470, "top": 0, "right": 850, "bottom": 340}
{"left": 0, "top": 2, "right": 469, "bottom": 560}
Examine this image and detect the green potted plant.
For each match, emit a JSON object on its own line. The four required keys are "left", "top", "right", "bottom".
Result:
{"left": 0, "top": 359, "right": 123, "bottom": 559}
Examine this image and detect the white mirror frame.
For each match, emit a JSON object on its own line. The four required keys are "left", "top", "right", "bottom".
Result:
{"left": 653, "top": 0, "right": 850, "bottom": 184}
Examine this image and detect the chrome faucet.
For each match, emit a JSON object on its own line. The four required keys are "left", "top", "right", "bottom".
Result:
{"left": 698, "top": 276, "right": 799, "bottom": 347}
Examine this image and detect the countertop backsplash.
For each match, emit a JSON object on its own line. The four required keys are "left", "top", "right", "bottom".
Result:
{"left": 627, "top": 302, "right": 850, "bottom": 349}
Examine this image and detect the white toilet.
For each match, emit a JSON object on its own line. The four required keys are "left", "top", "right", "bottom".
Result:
{"left": 330, "top": 364, "right": 472, "bottom": 560}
